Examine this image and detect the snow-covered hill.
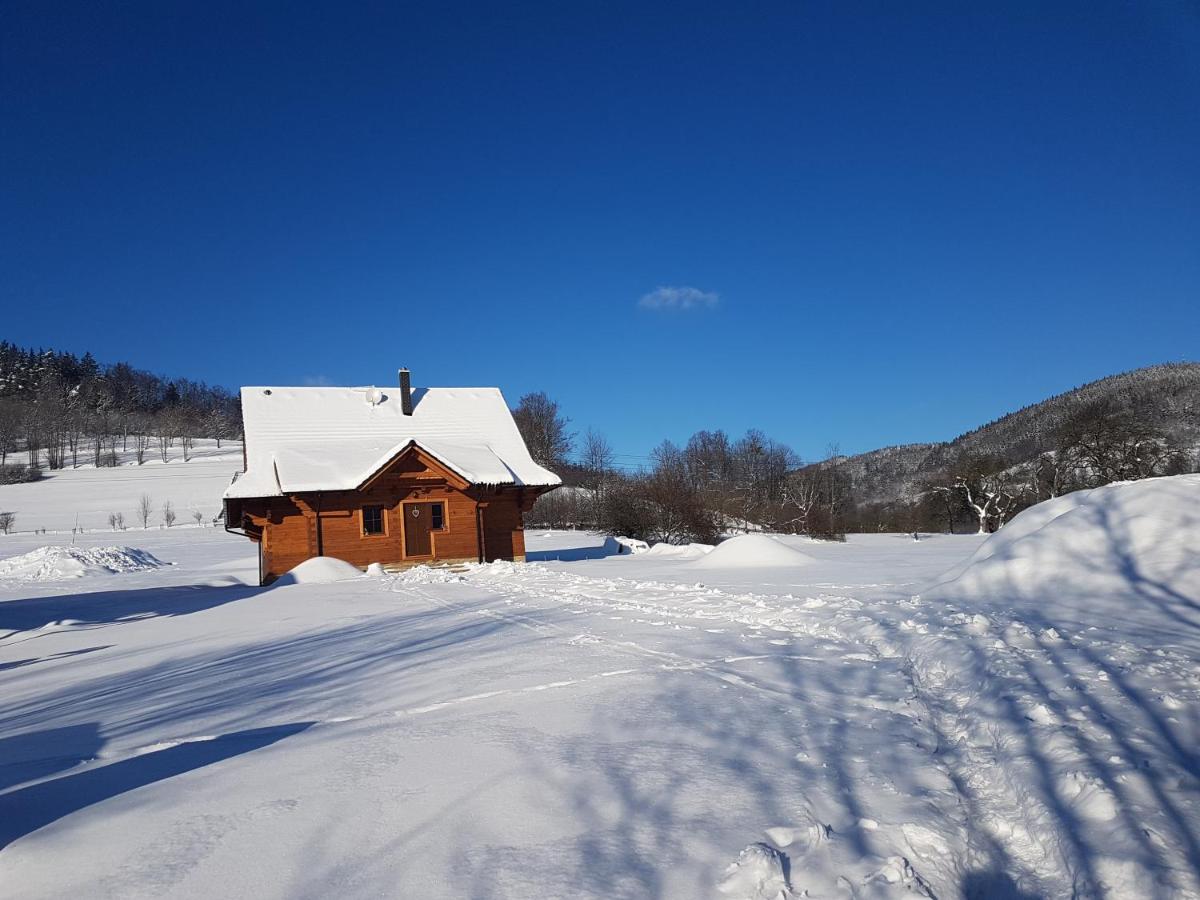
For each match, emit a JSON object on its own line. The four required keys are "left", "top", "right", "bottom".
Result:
{"left": 0, "top": 477, "right": 1197, "bottom": 898}
{"left": 803, "top": 362, "right": 1200, "bottom": 504}
{"left": 0, "top": 440, "right": 243, "bottom": 534}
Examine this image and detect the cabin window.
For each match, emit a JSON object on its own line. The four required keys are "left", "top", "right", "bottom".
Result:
{"left": 430, "top": 502, "right": 445, "bottom": 531}
{"left": 362, "top": 505, "right": 385, "bottom": 536}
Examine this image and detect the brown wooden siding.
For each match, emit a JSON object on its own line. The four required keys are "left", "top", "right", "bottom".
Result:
{"left": 231, "top": 445, "right": 545, "bottom": 584}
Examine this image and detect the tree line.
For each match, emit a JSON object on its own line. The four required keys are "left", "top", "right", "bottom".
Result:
{"left": 0, "top": 342, "right": 241, "bottom": 475}
{"left": 514, "top": 392, "right": 844, "bottom": 544}
{"left": 514, "top": 381, "right": 1199, "bottom": 543}
{"left": 871, "top": 398, "right": 1196, "bottom": 535}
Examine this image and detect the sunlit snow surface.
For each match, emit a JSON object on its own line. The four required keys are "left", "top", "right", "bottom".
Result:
{"left": 1, "top": 476, "right": 1198, "bottom": 899}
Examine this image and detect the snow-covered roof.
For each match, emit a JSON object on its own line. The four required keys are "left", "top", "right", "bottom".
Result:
{"left": 224, "top": 385, "right": 560, "bottom": 499}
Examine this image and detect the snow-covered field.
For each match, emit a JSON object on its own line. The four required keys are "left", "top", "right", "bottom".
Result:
{"left": 0, "top": 440, "right": 243, "bottom": 534}
{"left": 1, "top": 475, "right": 1198, "bottom": 898}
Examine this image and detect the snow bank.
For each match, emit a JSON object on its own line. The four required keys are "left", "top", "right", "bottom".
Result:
{"left": 693, "top": 534, "right": 814, "bottom": 569}
{"left": 643, "top": 541, "right": 714, "bottom": 560}
{"left": 603, "top": 535, "right": 649, "bottom": 555}
{"left": 272, "top": 556, "right": 364, "bottom": 585}
{"left": 0, "top": 546, "right": 167, "bottom": 581}
{"left": 925, "top": 474, "right": 1200, "bottom": 610}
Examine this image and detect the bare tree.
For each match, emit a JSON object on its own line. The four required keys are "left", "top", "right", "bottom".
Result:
{"left": 512, "top": 392, "right": 573, "bottom": 469}
{"left": 0, "top": 410, "right": 16, "bottom": 468}
{"left": 642, "top": 441, "right": 718, "bottom": 543}
{"left": 192, "top": 509, "right": 204, "bottom": 527}
{"left": 0, "top": 511, "right": 14, "bottom": 534}
{"left": 954, "top": 475, "right": 1007, "bottom": 534}
{"left": 155, "top": 414, "right": 175, "bottom": 463}
{"left": 730, "top": 430, "right": 797, "bottom": 529}
{"left": 108, "top": 512, "right": 119, "bottom": 531}
{"left": 580, "top": 428, "right": 614, "bottom": 479}
{"left": 781, "top": 470, "right": 820, "bottom": 534}
{"left": 947, "top": 457, "right": 1025, "bottom": 534}
{"left": 928, "top": 484, "right": 959, "bottom": 534}
{"left": 34, "top": 374, "right": 70, "bottom": 470}
{"left": 807, "top": 442, "right": 848, "bottom": 540}
{"left": 22, "top": 400, "right": 42, "bottom": 468}
{"left": 579, "top": 428, "right": 615, "bottom": 525}
{"left": 66, "top": 414, "right": 85, "bottom": 468}
{"left": 0, "top": 399, "right": 20, "bottom": 467}
{"left": 133, "top": 427, "right": 153, "bottom": 465}
{"left": 203, "top": 406, "right": 230, "bottom": 448}
{"left": 1030, "top": 451, "right": 1069, "bottom": 501}
{"left": 162, "top": 500, "right": 176, "bottom": 527}
{"left": 1055, "top": 401, "right": 1184, "bottom": 488}
{"left": 173, "top": 405, "right": 198, "bottom": 462}
{"left": 138, "top": 493, "right": 153, "bottom": 529}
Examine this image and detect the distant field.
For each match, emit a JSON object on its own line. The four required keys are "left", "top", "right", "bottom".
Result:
{"left": 0, "top": 440, "right": 244, "bottom": 534}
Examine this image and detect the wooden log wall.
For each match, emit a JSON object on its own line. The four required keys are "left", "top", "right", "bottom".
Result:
{"left": 233, "top": 447, "right": 540, "bottom": 583}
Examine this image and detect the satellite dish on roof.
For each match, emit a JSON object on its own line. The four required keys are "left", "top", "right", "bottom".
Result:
{"left": 365, "top": 387, "right": 384, "bottom": 406}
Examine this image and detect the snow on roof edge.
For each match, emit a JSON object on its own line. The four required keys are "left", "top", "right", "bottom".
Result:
{"left": 224, "top": 385, "right": 561, "bottom": 500}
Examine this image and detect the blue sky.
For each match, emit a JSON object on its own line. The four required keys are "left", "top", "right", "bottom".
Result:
{"left": 4, "top": 2, "right": 1198, "bottom": 464}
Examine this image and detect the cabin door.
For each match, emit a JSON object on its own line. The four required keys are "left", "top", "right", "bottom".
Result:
{"left": 482, "top": 505, "right": 515, "bottom": 562}
{"left": 404, "top": 503, "right": 433, "bottom": 557}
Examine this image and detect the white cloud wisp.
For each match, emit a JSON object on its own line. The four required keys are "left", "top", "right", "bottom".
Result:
{"left": 638, "top": 285, "right": 719, "bottom": 312}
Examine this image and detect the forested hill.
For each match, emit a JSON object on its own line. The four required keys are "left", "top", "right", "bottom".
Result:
{"left": 817, "top": 362, "right": 1200, "bottom": 506}
{"left": 0, "top": 342, "right": 241, "bottom": 469}
{"left": 0, "top": 342, "right": 237, "bottom": 414}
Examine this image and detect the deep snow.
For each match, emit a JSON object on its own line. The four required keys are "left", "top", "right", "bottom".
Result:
{"left": 693, "top": 533, "right": 815, "bottom": 569}
{"left": 0, "top": 546, "right": 166, "bottom": 581}
{"left": 0, "top": 476, "right": 1198, "bottom": 899}
{"left": 271, "top": 556, "right": 367, "bottom": 586}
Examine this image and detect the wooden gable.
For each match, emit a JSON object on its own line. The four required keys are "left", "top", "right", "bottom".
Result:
{"left": 359, "top": 443, "right": 471, "bottom": 492}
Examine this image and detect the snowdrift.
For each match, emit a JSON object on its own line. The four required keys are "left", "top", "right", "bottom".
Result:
{"left": 925, "top": 474, "right": 1200, "bottom": 613}
{"left": 643, "top": 541, "right": 714, "bottom": 560}
{"left": 273, "top": 556, "right": 364, "bottom": 585}
{"left": 602, "top": 536, "right": 649, "bottom": 555}
{"left": 693, "top": 534, "right": 814, "bottom": 569}
{"left": 0, "top": 546, "right": 167, "bottom": 581}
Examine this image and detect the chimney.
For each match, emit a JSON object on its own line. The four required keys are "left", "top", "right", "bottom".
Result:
{"left": 399, "top": 368, "right": 413, "bottom": 416}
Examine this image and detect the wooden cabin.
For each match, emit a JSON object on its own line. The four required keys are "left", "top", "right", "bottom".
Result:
{"left": 222, "top": 370, "right": 560, "bottom": 584}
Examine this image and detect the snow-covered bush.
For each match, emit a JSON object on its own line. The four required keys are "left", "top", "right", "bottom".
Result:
{"left": 0, "top": 464, "right": 41, "bottom": 484}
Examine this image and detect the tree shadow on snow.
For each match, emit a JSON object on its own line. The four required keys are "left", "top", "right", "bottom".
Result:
{"left": 962, "top": 870, "right": 1043, "bottom": 899}
{"left": 0, "top": 600, "right": 534, "bottom": 750}
{"left": 525, "top": 541, "right": 619, "bottom": 563}
{"left": 476, "top": 563, "right": 1200, "bottom": 899}
{"left": 0, "top": 721, "right": 312, "bottom": 852}
{"left": 0, "top": 722, "right": 105, "bottom": 793}
{"left": 0, "top": 644, "right": 110, "bottom": 672}
{"left": 0, "top": 581, "right": 260, "bottom": 634}
{"left": 461, "top": 644, "right": 940, "bottom": 899}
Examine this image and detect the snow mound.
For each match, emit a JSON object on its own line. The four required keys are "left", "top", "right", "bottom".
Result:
{"left": 273, "top": 556, "right": 364, "bottom": 585}
{"left": 603, "top": 535, "right": 649, "bottom": 555}
{"left": 0, "top": 546, "right": 167, "bottom": 581}
{"left": 694, "top": 534, "right": 814, "bottom": 569}
{"left": 718, "top": 842, "right": 793, "bottom": 899}
{"left": 642, "top": 541, "right": 714, "bottom": 560}
{"left": 925, "top": 475, "right": 1200, "bottom": 611}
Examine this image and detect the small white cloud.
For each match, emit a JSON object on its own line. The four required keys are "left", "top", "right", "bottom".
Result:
{"left": 638, "top": 285, "right": 719, "bottom": 311}
{"left": 302, "top": 374, "right": 334, "bottom": 386}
